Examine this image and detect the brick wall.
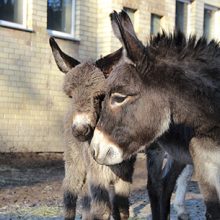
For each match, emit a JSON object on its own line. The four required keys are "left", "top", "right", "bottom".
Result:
{"left": 0, "top": 0, "right": 220, "bottom": 152}
{"left": 0, "top": 0, "right": 96, "bottom": 152}
{"left": 76, "top": 0, "right": 98, "bottom": 60}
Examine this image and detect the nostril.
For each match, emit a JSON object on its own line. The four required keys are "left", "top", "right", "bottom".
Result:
{"left": 91, "top": 148, "right": 96, "bottom": 159}
{"left": 84, "top": 125, "right": 91, "bottom": 136}
{"left": 72, "top": 124, "right": 76, "bottom": 131}
{"left": 71, "top": 123, "right": 93, "bottom": 141}
{"left": 106, "top": 147, "right": 114, "bottom": 158}
{"left": 72, "top": 124, "right": 86, "bottom": 136}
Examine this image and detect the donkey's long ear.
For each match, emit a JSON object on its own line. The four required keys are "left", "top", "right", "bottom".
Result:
{"left": 95, "top": 47, "right": 123, "bottom": 78}
{"left": 110, "top": 10, "right": 145, "bottom": 64}
{"left": 49, "top": 37, "right": 80, "bottom": 73}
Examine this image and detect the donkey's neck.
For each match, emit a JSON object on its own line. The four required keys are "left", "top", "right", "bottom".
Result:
{"left": 149, "top": 59, "right": 220, "bottom": 135}
{"left": 170, "top": 96, "right": 211, "bottom": 134}
{"left": 166, "top": 81, "right": 219, "bottom": 136}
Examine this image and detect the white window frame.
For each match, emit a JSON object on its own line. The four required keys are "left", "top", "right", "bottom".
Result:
{"left": 0, "top": 0, "right": 27, "bottom": 30}
{"left": 204, "top": 4, "right": 219, "bottom": 12}
{"left": 47, "top": 0, "right": 76, "bottom": 39}
{"left": 177, "top": 0, "right": 191, "bottom": 3}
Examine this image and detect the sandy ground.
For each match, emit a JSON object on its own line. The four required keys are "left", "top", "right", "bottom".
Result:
{"left": 0, "top": 153, "right": 206, "bottom": 220}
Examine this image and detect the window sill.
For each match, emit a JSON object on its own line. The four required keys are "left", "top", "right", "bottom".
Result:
{"left": 0, "top": 20, "right": 34, "bottom": 33}
{"left": 47, "top": 29, "right": 80, "bottom": 43}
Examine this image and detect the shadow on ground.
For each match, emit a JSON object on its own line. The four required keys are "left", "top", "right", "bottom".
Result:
{"left": 0, "top": 153, "right": 206, "bottom": 219}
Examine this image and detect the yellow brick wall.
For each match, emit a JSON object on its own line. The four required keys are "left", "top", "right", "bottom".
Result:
{"left": 76, "top": 0, "right": 98, "bottom": 60}
{"left": 0, "top": 0, "right": 220, "bottom": 152}
{"left": 0, "top": 0, "right": 96, "bottom": 152}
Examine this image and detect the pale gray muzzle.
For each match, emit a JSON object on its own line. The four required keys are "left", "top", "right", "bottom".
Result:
{"left": 90, "top": 128, "right": 124, "bottom": 165}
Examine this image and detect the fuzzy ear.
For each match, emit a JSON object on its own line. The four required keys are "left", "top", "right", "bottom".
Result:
{"left": 110, "top": 10, "right": 145, "bottom": 64}
{"left": 95, "top": 47, "right": 123, "bottom": 78}
{"left": 116, "top": 10, "right": 136, "bottom": 37}
{"left": 49, "top": 37, "right": 80, "bottom": 73}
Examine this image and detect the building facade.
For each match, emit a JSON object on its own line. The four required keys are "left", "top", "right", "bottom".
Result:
{"left": 0, "top": 0, "right": 220, "bottom": 152}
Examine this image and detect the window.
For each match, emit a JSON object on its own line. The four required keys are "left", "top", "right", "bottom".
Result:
{"left": 203, "top": 5, "right": 218, "bottom": 41}
{"left": 150, "top": 14, "right": 162, "bottom": 35}
{"left": 47, "top": 0, "right": 75, "bottom": 37}
{"left": 175, "top": 0, "right": 189, "bottom": 34}
{"left": 123, "top": 7, "right": 136, "bottom": 25}
{"left": 0, "top": 0, "right": 27, "bottom": 29}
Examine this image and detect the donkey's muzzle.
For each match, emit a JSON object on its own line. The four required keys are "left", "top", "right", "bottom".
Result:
{"left": 90, "top": 128, "right": 124, "bottom": 165}
{"left": 72, "top": 124, "right": 92, "bottom": 142}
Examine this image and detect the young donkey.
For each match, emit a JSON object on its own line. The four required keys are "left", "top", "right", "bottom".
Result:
{"left": 49, "top": 37, "right": 136, "bottom": 220}
{"left": 91, "top": 11, "right": 220, "bottom": 220}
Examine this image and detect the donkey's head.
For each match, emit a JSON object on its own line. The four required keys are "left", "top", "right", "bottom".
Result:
{"left": 49, "top": 37, "right": 122, "bottom": 141}
{"left": 90, "top": 11, "right": 171, "bottom": 165}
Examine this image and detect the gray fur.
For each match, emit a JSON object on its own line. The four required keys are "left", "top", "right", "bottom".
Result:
{"left": 49, "top": 37, "right": 136, "bottom": 220}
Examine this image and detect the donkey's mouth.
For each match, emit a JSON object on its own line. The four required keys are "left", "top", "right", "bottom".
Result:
{"left": 90, "top": 128, "right": 124, "bottom": 165}
{"left": 73, "top": 131, "right": 93, "bottom": 142}
{"left": 72, "top": 124, "right": 94, "bottom": 142}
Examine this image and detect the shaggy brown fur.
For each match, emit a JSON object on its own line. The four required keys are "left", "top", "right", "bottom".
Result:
{"left": 91, "top": 11, "right": 220, "bottom": 219}
{"left": 49, "top": 37, "right": 136, "bottom": 220}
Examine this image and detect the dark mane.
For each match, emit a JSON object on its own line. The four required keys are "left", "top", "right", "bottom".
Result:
{"left": 149, "top": 31, "right": 220, "bottom": 62}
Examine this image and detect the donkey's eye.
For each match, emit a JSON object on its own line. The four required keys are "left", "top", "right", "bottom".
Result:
{"left": 112, "top": 96, "right": 126, "bottom": 103}
{"left": 69, "top": 95, "right": 72, "bottom": 98}
{"left": 111, "top": 93, "right": 127, "bottom": 105}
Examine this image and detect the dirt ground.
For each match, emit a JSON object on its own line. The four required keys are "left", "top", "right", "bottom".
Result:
{"left": 0, "top": 153, "right": 205, "bottom": 220}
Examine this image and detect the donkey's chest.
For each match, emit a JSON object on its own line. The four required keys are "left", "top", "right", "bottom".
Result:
{"left": 157, "top": 124, "right": 194, "bottom": 164}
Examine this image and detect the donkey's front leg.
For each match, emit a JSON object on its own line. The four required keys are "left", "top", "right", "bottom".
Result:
{"left": 63, "top": 151, "right": 87, "bottom": 220}
{"left": 146, "top": 143, "right": 166, "bottom": 220}
{"left": 112, "top": 178, "right": 130, "bottom": 220}
{"left": 173, "top": 165, "right": 193, "bottom": 220}
{"left": 63, "top": 174, "right": 87, "bottom": 220}
{"left": 199, "top": 181, "right": 220, "bottom": 220}
{"left": 63, "top": 189, "right": 78, "bottom": 220}
{"left": 190, "top": 137, "right": 220, "bottom": 220}
{"left": 88, "top": 182, "right": 111, "bottom": 220}
{"left": 160, "top": 158, "right": 185, "bottom": 220}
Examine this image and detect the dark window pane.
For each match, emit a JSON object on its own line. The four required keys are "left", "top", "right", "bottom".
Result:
{"left": 0, "top": 0, "right": 24, "bottom": 24}
{"left": 47, "top": 0, "right": 73, "bottom": 33}
{"left": 175, "top": 1, "right": 188, "bottom": 33}
{"left": 151, "top": 14, "right": 161, "bottom": 35}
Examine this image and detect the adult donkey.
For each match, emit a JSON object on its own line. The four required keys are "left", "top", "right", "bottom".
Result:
{"left": 90, "top": 10, "right": 220, "bottom": 220}
{"left": 50, "top": 37, "right": 193, "bottom": 220}
{"left": 49, "top": 37, "right": 136, "bottom": 220}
